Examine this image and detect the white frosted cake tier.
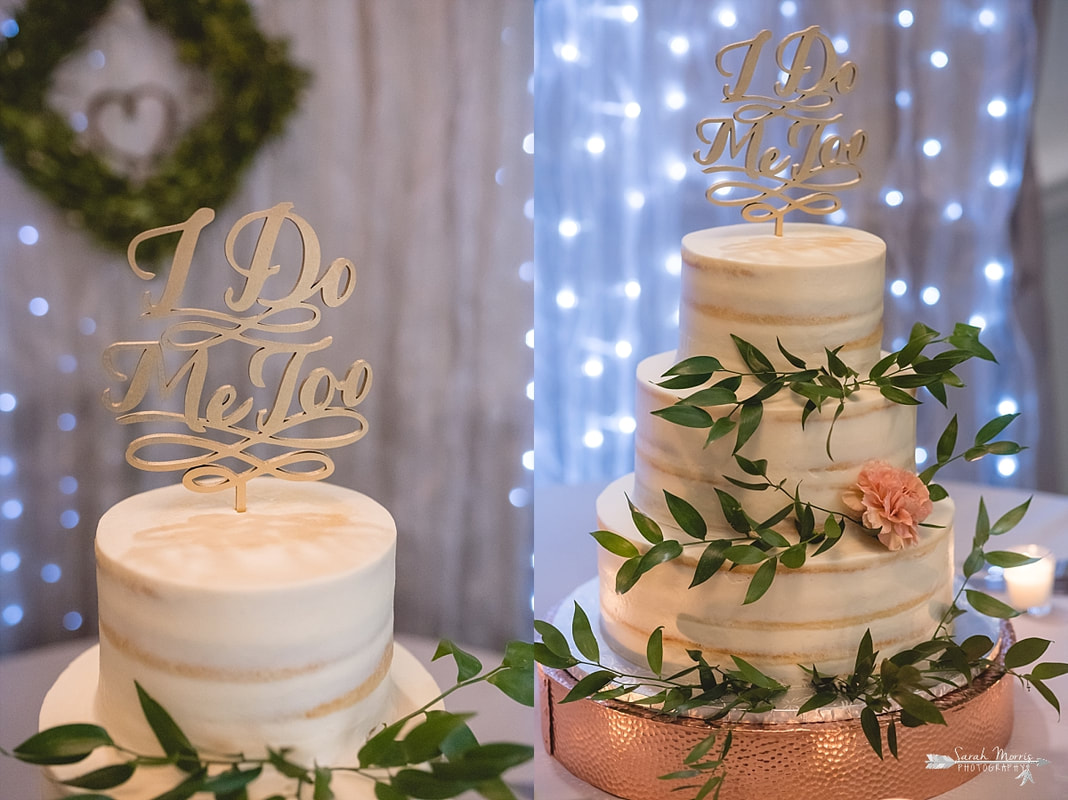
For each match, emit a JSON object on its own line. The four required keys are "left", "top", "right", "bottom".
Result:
{"left": 597, "top": 474, "right": 955, "bottom": 684}
{"left": 40, "top": 643, "right": 441, "bottom": 800}
{"left": 679, "top": 222, "right": 886, "bottom": 372}
{"left": 94, "top": 478, "right": 396, "bottom": 764}
{"left": 632, "top": 349, "right": 916, "bottom": 526}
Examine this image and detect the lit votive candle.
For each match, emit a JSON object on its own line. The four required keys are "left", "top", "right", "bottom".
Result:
{"left": 1003, "top": 544, "right": 1055, "bottom": 617}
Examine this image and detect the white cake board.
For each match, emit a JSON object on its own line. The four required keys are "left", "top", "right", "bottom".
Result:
{"left": 38, "top": 643, "right": 442, "bottom": 799}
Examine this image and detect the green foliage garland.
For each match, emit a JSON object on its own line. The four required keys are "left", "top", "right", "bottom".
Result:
{"left": 2, "top": 640, "right": 535, "bottom": 800}
{"left": 0, "top": 0, "right": 309, "bottom": 264}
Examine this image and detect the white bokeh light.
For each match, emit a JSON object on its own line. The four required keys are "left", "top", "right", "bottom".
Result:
{"left": 665, "top": 89, "right": 686, "bottom": 110}
{"left": 18, "top": 225, "right": 39, "bottom": 245}
{"left": 558, "top": 218, "right": 580, "bottom": 237}
{"left": 997, "top": 456, "right": 1018, "bottom": 478}
{"left": 556, "top": 288, "right": 577, "bottom": 309}
{"left": 615, "top": 340, "right": 633, "bottom": 359}
{"left": 621, "top": 4, "right": 638, "bottom": 23}
{"left": 895, "top": 90, "right": 912, "bottom": 108}
{"left": 3, "top": 604, "right": 23, "bottom": 626}
{"left": 969, "top": 314, "right": 987, "bottom": 330}
{"left": 943, "top": 202, "right": 963, "bottom": 221}
{"left": 897, "top": 9, "right": 914, "bottom": 27}
{"left": 522, "top": 133, "right": 534, "bottom": 154}
{"left": 988, "top": 167, "right": 1008, "bottom": 187}
{"left": 890, "top": 279, "right": 908, "bottom": 297}
{"left": 558, "top": 42, "right": 579, "bottom": 62}
{"left": 665, "top": 253, "right": 682, "bottom": 275}
{"left": 624, "top": 280, "right": 641, "bottom": 299}
{"left": 930, "top": 50, "right": 949, "bottom": 69}
{"left": 922, "top": 139, "right": 942, "bottom": 157}
{"left": 522, "top": 450, "right": 534, "bottom": 471}
{"left": 586, "top": 134, "right": 606, "bottom": 155}
{"left": 984, "top": 261, "right": 1006, "bottom": 281}
{"left": 625, "top": 189, "right": 645, "bottom": 210}
{"left": 667, "top": 161, "right": 687, "bottom": 181}
{"left": 29, "top": 297, "right": 49, "bottom": 316}
{"left": 987, "top": 98, "right": 1007, "bottom": 118}
{"left": 915, "top": 447, "right": 928, "bottom": 465}
{"left": 921, "top": 286, "right": 941, "bottom": 306}
{"left": 997, "top": 398, "right": 1019, "bottom": 416}
{"left": 624, "top": 101, "right": 641, "bottom": 119}
{"left": 63, "top": 611, "right": 83, "bottom": 631}
{"left": 716, "top": 8, "right": 738, "bottom": 28}
{"left": 618, "top": 415, "right": 637, "bottom": 434}
{"left": 978, "top": 8, "right": 997, "bottom": 28}
{"left": 884, "top": 190, "right": 904, "bottom": 207}
{"left": 2, "top": 499, "right": 23, "bottom": 519}
{"left": 0, "top": 393, "right": 15, "bottom": 412}
{"left": 583, "top": 429, "right": 605, "bottom": 448}
{"left": 583, "top": 357, "right": 604, "bottom": 378}
{"left": 780, "top": 1, "right": 797, "bottom": 16}
{"left": 669, "top": 35, "right": 689, "bottom": 55}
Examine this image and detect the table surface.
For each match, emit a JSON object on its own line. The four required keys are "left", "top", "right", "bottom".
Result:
{"left": 0, "top": 634, "right": 534, "bottom": 800}
{"left": 534, "top": 479, "right": 1068, "bottom": 799}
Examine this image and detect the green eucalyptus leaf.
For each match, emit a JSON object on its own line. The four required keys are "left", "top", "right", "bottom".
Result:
{"left": 756, "top": 527, "right": 790, "bottom": 548}
{"left": 647, "top": 627, "right": 665, "bottom": 676}
{"left": 935, "top": 415, "right": 958, "bottom": 464}
{"left": 724, "top": 476, "right": 771, "bottom": 492}
{"left": 1004, "top": 638, "right": 1052, "bottom": 670}
{"left": 627, "top": 496, "right": 664, "bottom": 544}
{"left": 959, "top": 634, "right": 995, "bottom": 660}
{"left": 201, "top": 767, "right": 263, "bottom": 795}
{"left": 560, "top": 670, "right": 617, "bottom": 703}
{"left": 878, "top": 385, "right": 921, "bottom": 406}
{"left": 927, "top": 482, "right": 948, "bottom": 501}
{"left": 313, "top": 766, "right": 334, "bottom": 800}
{"left": 962, "top": 547, "right": 986, "bottom": 578}
{"left": 571, "top": 602, "right": 599, "bottom": 662}
{"left": 974, "top": 413, "right": 1019, "bottom": 445}
{"left": 1028, "top": 677, "right": 1061, "bottom": 716}
{"left": 990, "top": 497, "right": 1032, "bottom": 536}
{"left": 533, "top": 620, "right": 572, "bottom": 660}
{"left": 734, "top": 455, "right": 768, "bottom": 477}
{"left": 715, "top": 489, "right": 751, "bottom": 534}
{"left": 487, "top": 666, "right": 535, "bottom": 707}
{"left": 728, "top": 655, "right": 784, "bottom": 690}
{"left": 389, "top": 768, "right": 474, "bottom": 799}
{"left": 869, "top": 351, "right": 897, "bottom": 379}
{"left": 723, "top": 544, "right": 768, "bottom": 565}
{"left": 984, "top": 550, "right": 1040, "bottom": 569}
{"left": 926, "top": 379, "right": 948, "bottom": 406}
{"left": 887, "top": 718, "right": 898, "bottom": 759}
{"left": 501, "top": 639, "right": 534, "bottom": 670}
{"left": 432, "top": 640, "right": 483, "bottom": 683}
{"left": 691, "top": 540, "right": 730, "bottom": 587}
{"left": 948, "top": 322, "right": 996, "bottom": 361}
{"left": 893, "top": 691, "right": 946, "bottom": 725}
{"left": 860, "top": 706, "right": 882, "bottom": 759}
{"left": 731, "top": 335, "right": 775, "bottom": 374}
{"left": 652, "top": 404, "right": 714, "bottom": 428}
{"left": 665, "top": 356, "right": 723, "bottom": 376}
{"left": 823, "top": 515, "right": 842, "bottom": 540}
{"left": 657, "top": 373, "right": 711, "bottom": 390}
{"left": 473, "top": 777, "right": 521, "bottom": 800}
{"left": 614, "top": 556, "right": 643, "bottom": 594}
{"left": 149, "top": 768, "right": 208, "bottom": 800}
{"left": 705, "top": 416, "right": 737, "bottom": 445}
{"left": 684, "top": 386, "right": 738, "bottom": 406}
{"left": 11, "top": 724, "right": 114, "bottom": 766}
{"left": 590, "top": 530, "right": 640, "bottom": 558}
{"left": 664, "top": 491, "right": 707, "bottom": 540}
{"left": 531, "top": 643, "right": 577, "bottom": 670}
{"left": 779, "top": 542, "right": 806, "bottom": 569}
{"left": 402, "top": 710, "right": 477, "bottom": 765}
{"left": 797, "top": 691, "right": 838, "bottom": 715}
{"left": 974, "top": 498, "right": 991, "bottom": 547}
{"left": 734, "top": 401, "right": 763, "bottom": 454}
{"left": 964, "top": 589, "right": 1020, "bottom": 619}
{"left": 777, "top": 338, "right": 808, "bottom": 369}
{"left": 1031, "top": 662, "right": 1068, "bottom": 680}
{"left": 60, "top": 763, "right": 136, "bottom": 790}
{"left": 374, "top": 782, "right": 408, "bottom": 800}
{"left": 357, "top": 721, "right": 408, "bottom": 769}
{"left": 135, "top": 682, "right": 198, "bottom": 770}
{"left": 636, "top": 539, "right": 684, "bottom": 577}
{"left": 743, "top": 558, "right": 777, "bottom": 605}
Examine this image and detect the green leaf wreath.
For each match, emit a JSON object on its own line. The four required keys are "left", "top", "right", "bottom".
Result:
{"left": 2, "top": 641, "right": 535, "bottom": 800}
{"left": 0, "top": 0, "right": 309, "bottom": 264}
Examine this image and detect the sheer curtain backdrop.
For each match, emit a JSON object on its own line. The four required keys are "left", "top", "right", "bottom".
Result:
{"left": 0, "top": 0, "right": 533, "bottom": 654}
{"left": 534, "top": 0, "right": 1053, "bottom": 497}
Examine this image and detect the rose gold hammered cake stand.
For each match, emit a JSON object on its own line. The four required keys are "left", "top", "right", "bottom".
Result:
{"left": 539, "top": 621, "right": 1015, "bottom": 800}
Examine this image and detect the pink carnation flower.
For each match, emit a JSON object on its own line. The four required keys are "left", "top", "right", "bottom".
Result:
{"left": 842, "top": 460, "right": 933, "bottom": 551}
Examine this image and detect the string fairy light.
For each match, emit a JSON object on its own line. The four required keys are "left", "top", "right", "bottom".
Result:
{"left": 534, "top": 0, "right": 1040, "bottom": 491}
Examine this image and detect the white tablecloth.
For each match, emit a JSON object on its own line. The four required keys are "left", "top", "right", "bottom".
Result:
{"left": 534, "top": 480, "right": 1068, "bottom": 798}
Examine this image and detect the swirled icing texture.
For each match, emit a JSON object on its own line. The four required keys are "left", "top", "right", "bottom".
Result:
{"left": 94, "top": 478, "right": 395, "bottom": 762}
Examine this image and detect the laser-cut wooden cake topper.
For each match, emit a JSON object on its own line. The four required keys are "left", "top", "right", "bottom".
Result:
{"left": 694, "top": 26, "right": 865, "bottom": 236}
{"left": 102, "top": 203, "right": 371, "bottom": 512}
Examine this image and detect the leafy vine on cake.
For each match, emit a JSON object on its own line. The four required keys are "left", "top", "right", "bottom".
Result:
{"left": 3, "top": 641, "right": 535, "bottom": 800}
{"left": 594, "top": 323, "right": 1024, "bottom": 604}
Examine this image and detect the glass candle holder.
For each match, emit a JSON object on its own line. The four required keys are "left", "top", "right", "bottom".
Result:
{"left": 1003, "top": 544, "right": 1056, "bottom": 617}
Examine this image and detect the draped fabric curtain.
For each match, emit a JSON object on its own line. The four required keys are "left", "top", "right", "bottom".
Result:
{"left": 534, "top": 0, "right": 1052, "bottom": 495}
{"left": 0, "top": 0, "right": 533, "bottom": 654}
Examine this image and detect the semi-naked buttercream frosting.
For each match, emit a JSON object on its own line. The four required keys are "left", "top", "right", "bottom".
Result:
{"left": 94, "top": 477, "right": 397, "bottom": 764}
{"left": 597, "top": 222, "right": 955, "bottom": 685}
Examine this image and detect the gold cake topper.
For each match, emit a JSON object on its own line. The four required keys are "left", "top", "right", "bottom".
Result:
{"left": 102, "top": 203, "right": 371, "bottom": 512}
{"left": 694, "top": 26, "right": 865, "bottom": 235}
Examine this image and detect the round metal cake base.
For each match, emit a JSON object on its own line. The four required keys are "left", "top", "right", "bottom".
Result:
{"left": 539, "top": 621, "right": 1015, "bottom": 800}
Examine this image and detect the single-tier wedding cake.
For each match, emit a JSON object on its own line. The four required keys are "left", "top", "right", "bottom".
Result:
{"left": 39, "top": 477, "right": 440, "bottom": 798}
{"left": 595, "top": 222, "right": 955, "bottom": 683}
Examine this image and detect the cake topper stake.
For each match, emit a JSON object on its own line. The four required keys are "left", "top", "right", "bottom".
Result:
{"left": 102, "top": 203, "right": 371, "bottom": 512}
{"left": 694, "top": 26, "right": 865, "bottom": 236}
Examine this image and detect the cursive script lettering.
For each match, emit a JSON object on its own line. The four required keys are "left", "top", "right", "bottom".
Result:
{"left": 104, "top": 203, "right": 372, "bottom": 511}
{"left": 694, "top": 26, "right": 865, "bottom": 234}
